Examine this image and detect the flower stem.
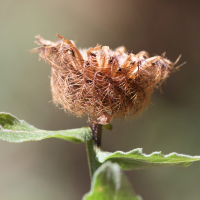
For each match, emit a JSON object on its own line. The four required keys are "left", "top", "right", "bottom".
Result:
{"left": 90, "top": 123, "right": 102, "bottom": 147}
{"left": 86, "top": 124, "right": 102, "bottom": 178}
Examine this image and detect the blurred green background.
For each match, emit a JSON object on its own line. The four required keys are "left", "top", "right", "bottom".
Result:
{"left": 1, "top": 0, "right": 200, "bottom": 199}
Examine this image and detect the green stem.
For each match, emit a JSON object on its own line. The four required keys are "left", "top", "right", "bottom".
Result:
{"left": 86, "top": 139, "right": 101, "bottom": 178}
{"left": 86, "top": 123, "right": 102, "bottom": 178}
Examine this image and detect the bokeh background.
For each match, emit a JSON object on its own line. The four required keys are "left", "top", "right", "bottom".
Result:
{"left": 1, "top": 0, "right": 200, "bottom": 199}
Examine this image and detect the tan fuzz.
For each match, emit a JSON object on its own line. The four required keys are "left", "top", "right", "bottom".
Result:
{"left": 33, "top": 34, "right": 181, "bottom": 124}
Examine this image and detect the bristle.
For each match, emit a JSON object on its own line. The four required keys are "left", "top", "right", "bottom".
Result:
{"left": 33, "top": 34, "right": 181, "bottom": 124}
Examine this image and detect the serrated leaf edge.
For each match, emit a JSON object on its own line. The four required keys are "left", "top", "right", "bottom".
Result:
{"left": 96, "top": 148, "right": 200, "bottom": 164}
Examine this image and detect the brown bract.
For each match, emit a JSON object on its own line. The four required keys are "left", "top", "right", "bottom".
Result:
{"left": 33, "top": 34, "right": 181, "bottom": 124}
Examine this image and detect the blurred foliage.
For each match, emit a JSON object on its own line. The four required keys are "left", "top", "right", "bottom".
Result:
{"left": 83, "top": 162, "right": 142, "bottom": 200}
{"left": 0, "top": 0, "right": 200, "bottom": 199}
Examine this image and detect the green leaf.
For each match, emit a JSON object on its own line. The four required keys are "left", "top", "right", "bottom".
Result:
{"left": 0, "top": 112, "right": 92, "bottom": 143}
{"left": 102, "top": 123, "right": 113, "bottom": 131}
{"left": 96, "top": 148, "right": 200, "bottom": 170}
{"left": 83, "top": 161, "right": 142, "bottom": 200}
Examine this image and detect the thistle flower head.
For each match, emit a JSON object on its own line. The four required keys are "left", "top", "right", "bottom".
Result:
{"left": 33, "top": 34, "right": 181, "bottom": 124}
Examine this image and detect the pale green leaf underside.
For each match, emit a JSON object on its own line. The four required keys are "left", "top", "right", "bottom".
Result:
{"left": 96, "top": 148, "right": 200, "bottom": 170}
{"left": 83, "top": 161, "right": 142, "bottom": 200}
{"left": 0, "top": 112, "right": 92, "bottom": 143}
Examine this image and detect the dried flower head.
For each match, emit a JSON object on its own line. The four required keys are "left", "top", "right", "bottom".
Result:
{"left": 33, "top": 34, "right": 181, "bottom": 124}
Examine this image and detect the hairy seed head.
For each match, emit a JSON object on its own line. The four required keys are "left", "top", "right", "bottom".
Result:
{"left": 33, "top": 34, "right": 181, "bottom": 124}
